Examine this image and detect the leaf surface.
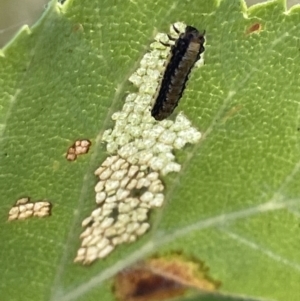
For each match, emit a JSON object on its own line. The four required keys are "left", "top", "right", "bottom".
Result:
{"left": 0, "top": 0, "right": 299, "bottom": 300}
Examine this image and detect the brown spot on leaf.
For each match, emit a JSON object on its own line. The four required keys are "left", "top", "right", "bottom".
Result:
{"left": 246, "top": 23, "right": 262, "bottom": 34}
{"left": 72, "top": 23, "right": 84, "bottom": 33}
{"left": 114, "top": 267, "right": 186, "bottom": 301}
{"left": 114, "top": 253, "right": 220, "bottom": 301}
{"left": 147, "top": 254, "right": 220, "bottom": 291}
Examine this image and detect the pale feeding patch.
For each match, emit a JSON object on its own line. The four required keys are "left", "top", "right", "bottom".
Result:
{"left": 75, "top": 22, "right": 203, "bottom": 265}
{"left": 66, "top": 139, "right": 91, "bottom": 161}
{"left": 8, "top": 197, "right": 52, "bottom": 221}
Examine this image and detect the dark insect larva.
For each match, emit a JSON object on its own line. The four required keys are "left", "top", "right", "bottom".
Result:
{"left": 151, "top": 25, "right": 205, "bottom": 121}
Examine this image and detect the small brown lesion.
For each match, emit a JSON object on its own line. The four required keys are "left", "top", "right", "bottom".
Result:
{"left": 72, "top": 23, "right": 84, "bottom": 33}
{"left": 246, "top": 23, "right": 262, "bottom": 34}
{"left": 113, "top": 253, "right": 220, "bottom": 301}
{"left": 114, "top": 267, "right": 186, "bottom": 301}
{"left": 66, "top": 139, "right": 92, "bottom": 161}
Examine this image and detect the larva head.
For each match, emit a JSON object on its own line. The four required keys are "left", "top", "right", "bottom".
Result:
{"left": 183, "top": 26, "right": 205, "bottom": 45}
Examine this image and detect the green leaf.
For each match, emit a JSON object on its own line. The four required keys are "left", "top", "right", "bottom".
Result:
{"left": 1, "top": 0, "right": 300, "bottom": 300}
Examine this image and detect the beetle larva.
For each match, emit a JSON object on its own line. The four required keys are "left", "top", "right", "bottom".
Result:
{"left": 151, "top": 25, "right": 205, "bottom": 121}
